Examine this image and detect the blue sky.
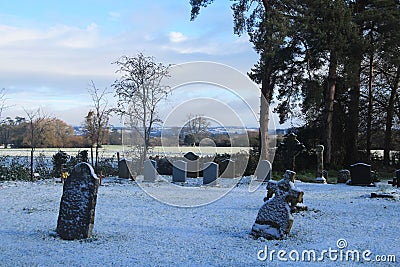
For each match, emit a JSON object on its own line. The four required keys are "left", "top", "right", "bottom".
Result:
{"left": 0, "top": 1, "right": 292, "bottom": 127}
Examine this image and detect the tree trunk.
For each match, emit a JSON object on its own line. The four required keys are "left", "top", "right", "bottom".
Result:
{"left": 90, "top": 146, "right": 94, "bottom": 167}
{"left": 323, "top": 51, "right": 337, "bottom": 166}
{"left": 259, "top": 56, "right": 272, "bottom": 162}
{"left": 383, "top": 65, "right": 400, "bottom": 165}
{"left": 366, "top": 52, "right": 374, "bottom": 161}
{"left": 95, "top": 144, "right": 99, "bottom": 170}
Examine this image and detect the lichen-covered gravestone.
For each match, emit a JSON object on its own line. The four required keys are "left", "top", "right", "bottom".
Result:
{"left": 252, "top": 170, "right": 304, "bottom": 240}
{"left": 56, "top": 163, "right": 99, "bottom": 240}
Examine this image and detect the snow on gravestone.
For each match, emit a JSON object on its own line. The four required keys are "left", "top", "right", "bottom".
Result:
{"left": 252, "top": 170, "right": 304, "bottom": 240}
{"left": 56, "top": 163, "right": 99, "bottom": 240}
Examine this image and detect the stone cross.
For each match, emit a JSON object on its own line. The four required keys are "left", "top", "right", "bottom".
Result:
{"left": 172, "top": 160, "right": 186, "bottom": 183}
{"left": 143, "top": 160, "right": 157, "bottom": 182}
{"left": 203, "top": 162, "right": 218, "bottom": 185}
{"left": 252, "top": 170, "right": 304, "bottom": 240}
{"left": 315, "top": 145, "right": 327, "bottom": 183}
{"left": 56, "top": 163, "right": 99, "bottom": 240}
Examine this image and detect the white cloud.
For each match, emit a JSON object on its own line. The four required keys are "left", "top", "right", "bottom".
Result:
{"left": 109, "top": 12, "right": 121, "bottom": 20}
{"left": 168, "top": 31, "right": 188, "bottom": 43}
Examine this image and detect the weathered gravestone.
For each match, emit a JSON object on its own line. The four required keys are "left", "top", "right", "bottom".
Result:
{"left": 118, "top": 159, "right": 132, "bottom": 179}
{"left": 219, "top": 159, "right": 235, "bottom": 178}
{"left": 184, "top": 152, "right": 199, "bottom": 178}
{"left": 337, "top": 169, "right": 351, "bottom": 183}
{"left": 349, "top": 163, "right": 374, "bottom": 186}
{"left": 279, "top": 133, "right": 305, "bottom": 171}
{"left": 252, "top": 170, "right": 304, "bottom": 240}
{"left": 172, "top": 160, "right": 186, "bottom": 183}
{"left": 143, "top": 160, "right": 157, "bottom": 182}
{"left": 255, "top": 160, "right": 272, "bottom": 181}
{"left": 203, "top": 162, "right": 218, "bottom": 185}
{"left": 56, "top": 163, "right": 99, "bottom": 240}
{"left": 314, "top": 145, "right": 327, "bottom": 183}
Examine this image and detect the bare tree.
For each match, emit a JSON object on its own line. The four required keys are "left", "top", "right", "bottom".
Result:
{"left": 112, "top": 53, "right": 170, "bottom": 163}
{"left": 83, "top": 81, "right": 111, "bottom": 169}
{"left": 24, "top": 108, "right": 53, "bottom": 181}
{"left": 183, "top": 114, "right": 210, "bottom": 146}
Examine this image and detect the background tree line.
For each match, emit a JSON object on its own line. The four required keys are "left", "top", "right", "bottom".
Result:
{"left": 190, "top": 0, "right": 400, "bottom": 168}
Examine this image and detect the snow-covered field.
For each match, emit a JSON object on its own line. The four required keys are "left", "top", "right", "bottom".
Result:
{"left": 0, "top": 178, "right": 399, "bottom": 266}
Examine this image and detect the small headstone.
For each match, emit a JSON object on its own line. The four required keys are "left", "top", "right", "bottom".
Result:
{"left": 219, "top": 159, "right": 235, "bottom": 178}
{"left": 144, "top": 160, "right": 157, "bottom": 182}
{"left": 56, "top": 163, "right": 99, "bottom": 240}
{"left": 314, "top": 145, "right": 327, "bottom": 184}
{"left": 252, "top": 170, "right": 304, "bottom": 240}
{"left": 349, "top": 163, "right": 374, "bottom": 186}
{"left": 184, "top": 152, "right": 199, "bottom": 178}
{"left": 118, "top": 159, "right": 132, "bottom": 179}
{"left": 337, "top": 169, "right": 350, "bottom": 183}
{"left": 172, "top": 160, "right": 186, "bottom": 183}
{"left": 255, "top": 160, "right": 272, "bottom": 181}
{"left": 203, "top": 162, "right": 218, "bottom": 185}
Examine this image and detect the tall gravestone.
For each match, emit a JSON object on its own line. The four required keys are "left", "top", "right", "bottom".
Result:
{"left": 143, "top": 160, "right": 157, "bottom": 182}
{"left": 255, "top": 160, "right": 272, "bottom": 181}
{"left": 314, "top": 145, "right": 327, "bottom": 183}
{"left": 203, "top": 162, "right": 218, "bottom": 185}
{"left": 172, "top": 160, "right": 186, "bottom": 183}
{"left": 56, "top": 163, "right": 99, "bottom": 240}
{"left": 219, "top": 159, "right": 235, "bottom": 178}
{"left": 184, "top": 152, "right": 199, "bottom": 178}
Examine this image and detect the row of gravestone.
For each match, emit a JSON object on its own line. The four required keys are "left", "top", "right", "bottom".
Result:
{"left": 120, "top": 157, "right": 272, "bottom": 184}
{"left": 144, "top": 159, "right": 271, "bottom": 185}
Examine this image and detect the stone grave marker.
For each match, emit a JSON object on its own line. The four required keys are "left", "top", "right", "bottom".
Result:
{"left": 349, "top": 163, "right": 373, "bottom": 186}
{"left": 56, "top": 163, "right": 99, "bottom": 240}
{"left": 252, "top": 170, "right": 304, "bottom": 240}
{"left": 118, "top": 159, "right": 132, "bottom": 179}
{"left": 144, "top": 160, "right": 157, "bottom": 182}
{"left": 203, "top": 162, "right": 218, "bottom": 185}
{"left": 219, "top": 159, "right": 235, "bottom": 178}
{"left": 314, "top": 145, "right": 327, "bottom": 183}
{"left": 255, "top": 160, "right": 272, "bottom": 181}
{"left": 184, "top": 152, "right": 199, "bottom": 178}
{"left": 172, "top": 160, "right": 186, "bottom": 183}
{"left": 337, "top": 169, "right": 350, "bottom": 183}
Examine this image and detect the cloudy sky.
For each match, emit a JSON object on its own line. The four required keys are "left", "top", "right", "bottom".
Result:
{"left": 0, "top": 1, "right": 294, "bottom": 128}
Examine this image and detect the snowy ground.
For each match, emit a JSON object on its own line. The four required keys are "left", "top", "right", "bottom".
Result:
{"left": 0, "top": 178, "right": 399, "bottom": 266}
